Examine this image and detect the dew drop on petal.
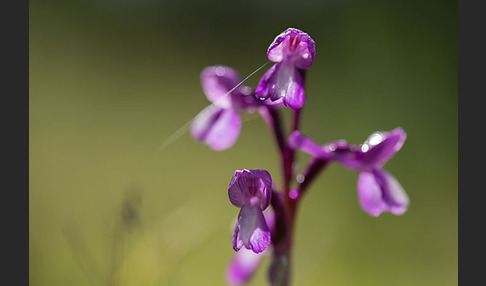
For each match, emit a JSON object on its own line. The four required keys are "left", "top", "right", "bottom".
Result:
{"left": 369, "top": 133, "right": 383, "bottom": 146}
{"left": 215, "top": 66, "right": 226, "bottom": 76}
{"left": 361, "top": 144, "right": 370, "bottom": 152}
{"left": 327, "top": 144, "right": 336, "bottom": 152}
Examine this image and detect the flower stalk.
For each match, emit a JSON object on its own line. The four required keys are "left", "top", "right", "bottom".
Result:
{"left": 189, "top": 27, "right": 409, "bottom": 286}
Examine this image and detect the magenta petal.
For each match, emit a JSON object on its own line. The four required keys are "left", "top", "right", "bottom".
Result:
{"left": 201, "top": 65, "right": 259, "bottom": 109}
{"left": 226, "top": 247, "right": 264, "bottom": 286}
{"left": 267, "top": 28, "right": 316, "bottom": 69}
{"left": 201, "top": 66, "right": 242, "bottom": 109}
{"left": 255, "top": 64, "right": 277, "bottom": 100}
{"left": 228, "top": 169, "right": 272, "bottom": 209}
{"left": 357, "top": 171, "right": 387, "bottom": 217}
{"left": 357, "top": 170, "right": 409, "bottom": 217}
{"left": 283, "top": 69, "right": 305, "bottom": 109}
{"left": 288, "top": 131, "right": 323, "bottom": 157}
{"left": 256, "top": 62, "right": 305, "bottom": 109}
{"left": 356, "top": 128, "right": 407, "bottom": 170}
{"left": 235, "top": 205, "right": 271, "bottom": 254}
{"left": 228, "top": 170, "right": 247, "bottom": 208}
{"left": 373, "top": 169, "right": 409, "bottom": 215}
{"left": 190, "top": 105, "right": 241, "bottom": 151}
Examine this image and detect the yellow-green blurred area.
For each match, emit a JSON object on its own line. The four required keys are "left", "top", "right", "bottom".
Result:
{"left": 29, "top": 0, "right": 457, "bottom": 285}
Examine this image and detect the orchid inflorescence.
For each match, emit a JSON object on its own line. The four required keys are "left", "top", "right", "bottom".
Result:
{"left": 190, "top": 28, "right": 409, "bottom": 286}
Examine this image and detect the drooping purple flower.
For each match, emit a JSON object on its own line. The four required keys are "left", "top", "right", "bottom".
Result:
{"left": 256, "top": 28, "right": 316, "bottom": 109}
{"left": 228, "top": 169, "right": 272, "bottom": 254}
{"left": 288, "top": 128, "right": 409, "bottom": 217}
{"left": 191, "top": 66, "right": 260, "bottom": 151}
{"left": 226, "top": 209, "right": 275, "bottom": 285}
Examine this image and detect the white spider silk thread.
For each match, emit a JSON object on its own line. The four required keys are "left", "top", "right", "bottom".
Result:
{"left": 156, "top": 61, "right": 271, "bottom": 153}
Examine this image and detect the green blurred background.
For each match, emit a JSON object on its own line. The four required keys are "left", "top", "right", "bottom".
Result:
{"left": 29, "top": 0, "right": 457, "bottom": 285}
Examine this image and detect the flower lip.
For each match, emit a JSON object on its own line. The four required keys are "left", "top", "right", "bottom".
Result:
{"left": 357, "top": 169, "right": 409, "bottom": 217}
{"left": 232, "top": 204, "right": 271, "bottom": 253}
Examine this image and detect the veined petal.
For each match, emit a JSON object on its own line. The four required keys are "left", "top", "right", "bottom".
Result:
{"left": 190, "top": 105, "right": 241, "bottom": 151}
{"left": 255, "top": 64, "right": 277, "bottom": 100}
{"left": 283, "top": 68, "right": 305, "bottom": 109}
{"left": 256, "top": 62, "right": 305, "bottom": 109}
{"left": 357, "top": 169, "right": 409, "bottom": 216}
{"left": 228, "top": 169, "right": 272, "bottom": 209}
{"left": 235, "top": 205, "right": 271, "bottom": 254}
{"left": 267, "top": 28, "right": 316, "bottom": 69}
{"left": 373, "top": 169, "right": 409, "bottom": 215}
{"left": 226, "top": 247, "right": 265, "bottom": 286}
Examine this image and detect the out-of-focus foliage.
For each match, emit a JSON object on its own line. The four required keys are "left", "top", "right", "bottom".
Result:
{"left": 30, "top": 0, "right": 457, "bottom": 285}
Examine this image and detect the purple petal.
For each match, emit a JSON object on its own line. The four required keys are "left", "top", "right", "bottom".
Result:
{"left": 255, "top": 64, "right": 277, "bottom": 100}
{"left": 267, "top": 28, "right": 316, "bottom": 69}
{"left": 190, "top": 105, "right": 241, "bottom": 151}
{"left": 226, "top": 247, "right": 265, "bottom": 286}
{"left": 256, "top": 62, "right": 305, "bottom": 109}
{"left": 201, "top": 66, "right": 242, "bottom": 109}
{"left": 357, "top": 171, "right": 386, "bottom": 217}
{"left": 356, "top": 128, "right": 407, "bottom": 169}
{"left": 262, "top": 208, "right": 276, "bottom": 232}
{"left": 288, "top": 131, "right": 323, "bottom": 157}
{"left": 201, "top": 66, "right": 258, "bottom": 109}
{"left": 373, "top": 169, "right": 409, "bottom": 215}
{"left": 228, "top": 170, "right": 247, "bottom": 209}
{"left": 339, "top": 128, "right": 407, "bottom": 171}
{"left": 357, "top": 169, "right": 409, "bottom": 217}
{"left": 228, "top": 169, "right": 272, "bottom": 209}
{"left": 232, "top": 223, "right": 243, "bottom": 251}
{"left": 234, "top": 205, "right": 271, "bottom": 254}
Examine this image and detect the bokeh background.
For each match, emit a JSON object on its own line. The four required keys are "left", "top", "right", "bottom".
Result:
{"left": 29, "top": 0, "right": 457, "bottom": 285}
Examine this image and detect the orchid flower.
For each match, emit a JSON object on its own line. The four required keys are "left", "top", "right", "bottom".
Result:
{"left": 289, "top": 128, "right": 409, "bottom": 216}
{"left": 191, "top": 66, "right": 260, "bottom": 151}
{"left": 256, "top": 28, "right": 316, "bottom": 109}
{"left": 228, "top": 169, "right": 273, "bottom": 253}
{"left": 226, "top": 209, "right": 275, "bottom": 285}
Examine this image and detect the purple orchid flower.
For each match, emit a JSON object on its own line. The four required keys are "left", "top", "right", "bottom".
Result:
{"left": 226, "top": 209, "right": 275, "bottom": 285}
{"left": 190, "top": 66, "right": 261, "bottom": 151}
{"left": 256, "top": 28, "right": 316, "bottom": 109}
{"left": 228, "top": 169, "right": 273, "bottom": 254}
{"left": 288, "top": 128, "right": 409, "bottom": 217}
